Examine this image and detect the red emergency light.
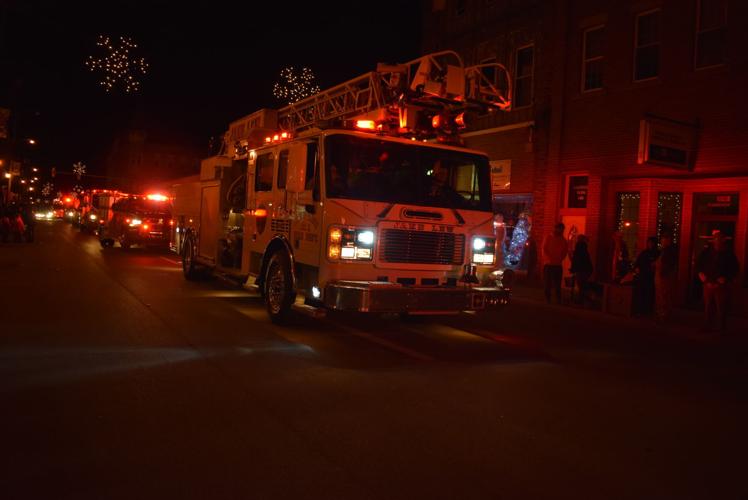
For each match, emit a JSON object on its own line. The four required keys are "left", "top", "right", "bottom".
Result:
{"left": 356, "top": 120, "right": 376, "bottom": 130}
{"left": 146, "top": 194, "right": 168, "bottom": 202}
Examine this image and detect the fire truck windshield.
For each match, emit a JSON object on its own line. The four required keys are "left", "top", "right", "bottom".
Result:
{"left": 325, "top": 134, "right": 492, "bottom": 212}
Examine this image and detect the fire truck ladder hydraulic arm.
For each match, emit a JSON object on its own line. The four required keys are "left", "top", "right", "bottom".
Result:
{"left": 277, "top": 51, "right": 512, "bottom": 136}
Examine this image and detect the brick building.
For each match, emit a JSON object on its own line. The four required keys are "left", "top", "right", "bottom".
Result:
{"left": 423, "top": 0, "right": 748, "bottom": 309}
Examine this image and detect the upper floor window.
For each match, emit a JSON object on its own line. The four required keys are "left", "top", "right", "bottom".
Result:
{"left": 582, "top": 26, "right": 605, "bottom": 91}
{"left": 456, "top": 0, "right": 466, "bottom": 16}
{"left": 514, "top": 45, "right": 534, "bottom": 108}
{"left": 696, "top": 0, "right": 728, "bottom": 68}
{"left": 634, "top": 10, "right": 660, "bottom": 81}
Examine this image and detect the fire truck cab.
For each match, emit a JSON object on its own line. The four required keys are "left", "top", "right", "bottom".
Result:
{"left": 179, "top": 51, "right": 514, "bottom": 322}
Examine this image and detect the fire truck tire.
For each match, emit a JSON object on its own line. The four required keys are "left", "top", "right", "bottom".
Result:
{"left": 182, "top": 238, "right": 200, "bottom": 281}
{"left": 264, "top": 251, "right": 293, "bottom": 323}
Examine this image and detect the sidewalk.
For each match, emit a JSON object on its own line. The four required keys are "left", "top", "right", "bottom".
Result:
{"left": 509, "top": 281, "right": 748, "bottom": 343}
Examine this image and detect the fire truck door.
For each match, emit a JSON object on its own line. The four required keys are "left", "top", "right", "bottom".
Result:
{"left": 287, "top": 141, "right": 321, "bottom": 267}
{"left": 246, "top": 151, "right": 276, "bottom": 249}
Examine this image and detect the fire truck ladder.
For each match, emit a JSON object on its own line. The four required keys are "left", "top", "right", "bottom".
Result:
{"left": 277, "top": 51, "right": 512, "bottom": 134}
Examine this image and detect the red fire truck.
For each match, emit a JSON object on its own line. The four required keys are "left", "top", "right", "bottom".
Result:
{"left": 176, "top": 51, "right": 514, "bottom": 322}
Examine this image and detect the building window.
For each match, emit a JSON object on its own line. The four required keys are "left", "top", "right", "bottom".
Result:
{"left": 616, "top": 192, "right": 641, "bottom": 261}
{"left": 582, "top": 26, "right": 605, "bottom": 91}
{"left": 456, "top": 0, "right": 466, "bottom": 16}
{"left": 695, "top": 0, "right": 728, "bottom": 68}
{"left": 657, "top": 192, "right": 682, "bottom": 245}
{"left": 634, "top": 10, "right": 660, "bottom": 81}
{"left": 514, "top": 45, "right": 534, "bottom": 108}
{"left": 566, "top": 175, "right": 588, "bottom": 209}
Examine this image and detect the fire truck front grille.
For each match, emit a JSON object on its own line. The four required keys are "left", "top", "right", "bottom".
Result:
{"left": 381, "top": 229, "right": 465, "bottom": 265}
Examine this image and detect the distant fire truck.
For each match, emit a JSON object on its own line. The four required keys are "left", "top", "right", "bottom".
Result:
{"left": 176, "top": 51, "right": 514, "bottom": 322}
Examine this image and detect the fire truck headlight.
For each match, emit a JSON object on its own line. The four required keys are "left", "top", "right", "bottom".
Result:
{"left": 472, "top": 237, "right": 487, "bottom": 251}
{"left": 328, "top": 226, "right": 375, "bottom": 261}
{"left": 357, "top": 230, "right": 375, "bottom": 246}
{"left": 89, "top": 214, "right": 97, "bottom": 221}
{"left": 471, "top": 237, "right": 496, "bottom": 265}
{"left": 130, "top": 219, "right": 142, "bottom": 227}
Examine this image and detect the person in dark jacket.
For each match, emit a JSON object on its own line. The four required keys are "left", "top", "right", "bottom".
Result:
{"left": 655, "top": 233, "right": 678, "bottom": 322}
{"left": 634, "top": 236, "right": 660, "bottom": 316}
{"left": 570, "top": 234, "right": 593, "bottom": 304}
{"left": 696, "top": 230, "right": 740, "bottom": 332}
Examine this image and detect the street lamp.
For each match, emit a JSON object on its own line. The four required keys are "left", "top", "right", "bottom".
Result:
{"left": 28, "top": 138, "right": 36, "bottom": 145}
{"left": 5, "top": 172, "right": 11, "bottom": 195}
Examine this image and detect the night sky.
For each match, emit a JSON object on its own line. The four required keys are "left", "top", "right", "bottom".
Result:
{"left": 0, "top": 1, "right": 423, "bottom": 182}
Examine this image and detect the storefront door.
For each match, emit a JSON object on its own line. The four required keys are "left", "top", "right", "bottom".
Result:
{"left": 688, "top": 193, "right": 739, "bottom": 304}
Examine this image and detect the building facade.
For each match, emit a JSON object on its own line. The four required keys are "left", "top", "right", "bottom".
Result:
{"left": 423, "top": 0, "right": 748, "bottom": 309}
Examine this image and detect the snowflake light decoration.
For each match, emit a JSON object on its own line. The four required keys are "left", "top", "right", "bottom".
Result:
{"left": 41, "top": 182, "right": 53, "bottom": 197}
{"left": 273, "top": 67, "right": 321, "bottom": 104}
{"left": 73, "top": 161, "right": 86, "bottom": 178}
{"left": 86, "top": 35, "right": 148, "bottom": 93}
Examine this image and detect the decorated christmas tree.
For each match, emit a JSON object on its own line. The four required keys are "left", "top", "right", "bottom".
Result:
{"left": 504, "top": 212, "right": 531, "bottom": 268}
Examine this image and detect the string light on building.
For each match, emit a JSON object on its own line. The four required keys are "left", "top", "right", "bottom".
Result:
{"left": 656, "top": 192, "right": 682, "bottom": 245}
{"left": 86, "top": 35, "right": 148, "bottom": 93}
{"left": 273, "top": 67, "right": 321, "bottom": 104}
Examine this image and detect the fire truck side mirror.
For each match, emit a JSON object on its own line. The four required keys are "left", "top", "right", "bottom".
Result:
{"left": 286, "top": 143, "right": 308, "bottom": 193}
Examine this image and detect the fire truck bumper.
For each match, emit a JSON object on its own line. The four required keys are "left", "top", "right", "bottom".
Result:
{"left": 323, "top": 281, "right": 510, "bottom": 313}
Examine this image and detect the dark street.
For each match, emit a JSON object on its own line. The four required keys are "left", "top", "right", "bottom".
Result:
{"left": 2, "top": 221, "right": 746, "bottom": 500}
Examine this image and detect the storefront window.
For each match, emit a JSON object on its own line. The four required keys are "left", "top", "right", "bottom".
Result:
{"left": 567, "top": 175, "right": 588, "bottom": 208}
{"left": 656, "top": 192, "right": 682, "bottom": 245}
{"left": 494, "top": 194, "right": 533, "bottom": 270}
{"left": 616, "top": 192, "right": 640, "bottom": 263}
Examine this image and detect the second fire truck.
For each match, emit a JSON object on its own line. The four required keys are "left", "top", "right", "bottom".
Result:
{"left": 176, "top": 51, "right": 514, "bottom": 322}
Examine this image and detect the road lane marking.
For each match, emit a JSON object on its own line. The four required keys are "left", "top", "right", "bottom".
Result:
{"left": 326, "top": 321, "right": 435, "bottom": 362}
{"left": 159, "top": 256, "right": 182, "bottom": 266}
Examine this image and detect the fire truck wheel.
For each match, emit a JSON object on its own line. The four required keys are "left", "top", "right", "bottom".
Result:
{"left": 182, "top": 238, "right": 200, "bottom": 280}
{"left": 265, "top": 251, "right": 293, "bottom": 323}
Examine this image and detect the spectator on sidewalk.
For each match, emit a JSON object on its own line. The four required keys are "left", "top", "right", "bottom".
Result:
{"left": 633, "top": 236, "right": 660, "bottom": 316}
{"left": 570, "top": 234, "right": 593, "bottom": 305}
{"left": 542, "top": 222, "right": 568, "bottom": 304}
{"left": 696, "top": 230, "right": 740, "bottom": 333}
{"left": 655, "top": 233, "right": 678, "bottom": 322}
{"left": 611, "top": 231, "right": 630, "bottom": 283}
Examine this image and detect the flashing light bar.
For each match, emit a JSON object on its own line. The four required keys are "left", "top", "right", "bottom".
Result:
{"left": 356, "top": 120, "right": 376, "bottom": 130}
{"left": 264, "top": 132, "right": 293, "bottom": 144}
{"left": 146, "top": 194, "right": 169, "bottom": 202}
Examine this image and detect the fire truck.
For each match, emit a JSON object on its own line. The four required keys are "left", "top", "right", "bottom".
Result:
{"left": 178, "top": 51, "right": 514, "bottom": 322}
{"left": 79, "top": 189, "right": 128, "bottom": 234}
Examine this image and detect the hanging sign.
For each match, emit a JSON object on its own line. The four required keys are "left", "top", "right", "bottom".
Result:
{"left": 638, "top": 117, "right": 698, "bottom": 170}
{"left": 490, "top": 159, "right": 511, "bottom": 193}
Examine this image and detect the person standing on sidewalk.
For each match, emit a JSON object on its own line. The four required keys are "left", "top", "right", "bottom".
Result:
{"left": 542, "top": 222, "right": 568, "bottom": 304}
{"left": 633, "top": 236, "right": 660, "bottom": 316}
{"left": 570, "top": 235, "right": 593, "bottom": 305}
{"left": 696, "top": 230, "right": 740, "bottom": 333}
{"left": 655, "top": 233, "right": 678, "bottom": 322}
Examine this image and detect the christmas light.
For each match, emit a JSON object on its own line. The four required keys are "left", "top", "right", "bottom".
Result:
{"left": 273, "top": 67, "right": 321, "bottom": 104}
{"left": 86, "top": 35, "right": 148, "bottom": 93}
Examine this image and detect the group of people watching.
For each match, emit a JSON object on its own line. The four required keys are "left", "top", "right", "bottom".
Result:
{"left": 0, "top": 202, "right": 35, "bottom": 243}
{"left": 542, "top": 223, "right": 739, "bottom": 332}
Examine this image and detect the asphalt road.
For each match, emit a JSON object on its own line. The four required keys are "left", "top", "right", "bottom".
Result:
{"left": 1, "top": 221, "right": 746, "bottom": 499}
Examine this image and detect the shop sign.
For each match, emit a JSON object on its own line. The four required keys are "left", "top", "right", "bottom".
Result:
{"left": 637, "top": 117, "right": 698, "bottom": 169}
{"left": 490, "top": 159, "right": 511, "bottom": 192}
